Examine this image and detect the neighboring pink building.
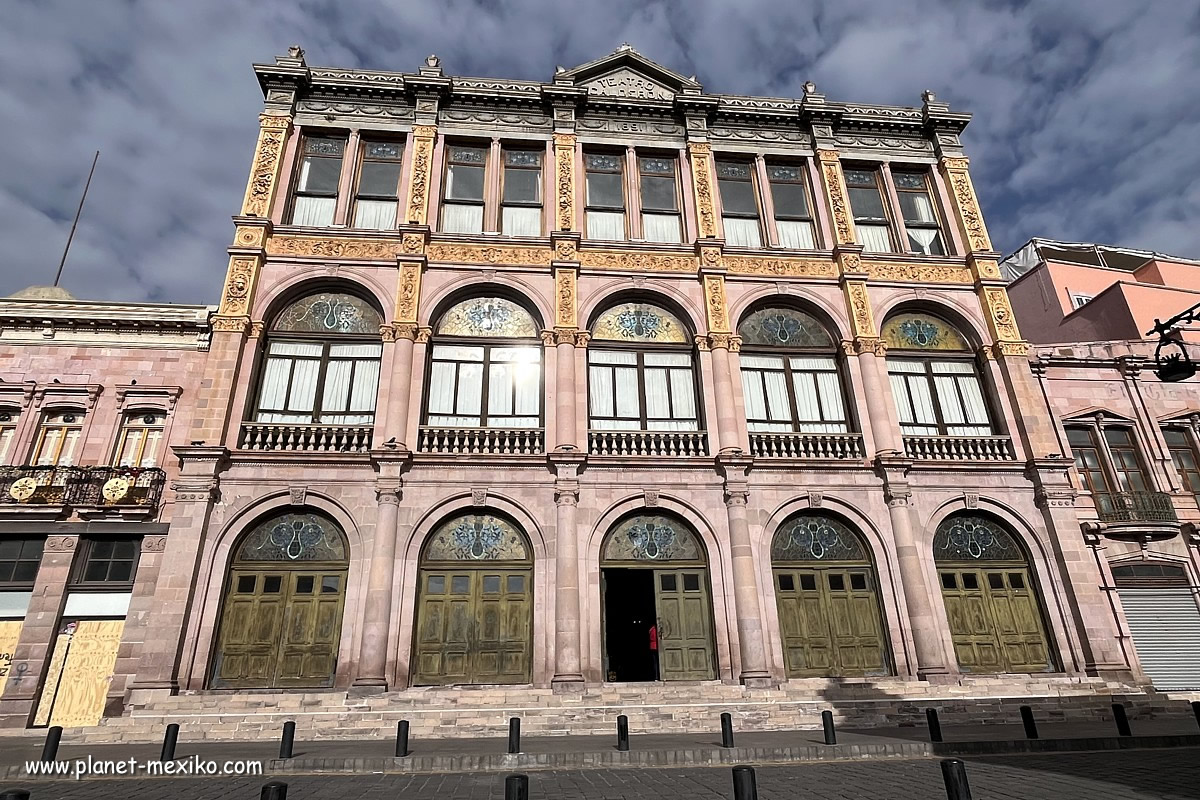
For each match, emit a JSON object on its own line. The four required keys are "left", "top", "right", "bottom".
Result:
{"left": 1003, "top": 238, "right": 1200, "bottom": 344}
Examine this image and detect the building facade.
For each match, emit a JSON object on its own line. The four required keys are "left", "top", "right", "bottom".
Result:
{"left": 2, "top": 46, "right": 1199, "bottom": 732}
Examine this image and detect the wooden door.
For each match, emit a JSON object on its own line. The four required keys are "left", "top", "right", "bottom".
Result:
{"left": 774, "top": 567, "right": 887, "bottom": 677}
{"left": 34, "top": 620, "right": 124, "bottom": 728}
{"left": 414, "top": 568, "right": 532, "bottom": 685}
{"left": 654, "top": 569, "right": 715, "bottom": 681}
{"left": 939, "top": 567, "right": 1050, "bottom": 673}
{"left": 212, "top": 568, "right": 345, "bottom": 688}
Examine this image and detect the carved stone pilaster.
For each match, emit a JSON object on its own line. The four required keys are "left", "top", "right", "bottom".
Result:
{"left": 404, "top": 125, "right": 437, "bottom": 226}
{"left": 241, "top": 114, "right": 292, "bottom": 218}
{"left": 687, "top": 142, "right": 717, "bottom": 239}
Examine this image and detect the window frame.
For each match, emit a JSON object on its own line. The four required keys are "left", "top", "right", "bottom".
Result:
{"left": 422, "top": 332, "right": 546, "bottom": 430}
{"left": 350, "top": 137, "right": 405, "bottom": 230}
{"left": 636, "top": 152, "right": 684, "bottom": 243}
{"left": 715, "top": 158, "right": 764, "bottom": 248}
{"left": 887, "top": 354, "right": 994, "bottom": 437}
{"left": 439, "top": 141, "right": 490, "bottom": 234}
{"left": 1065, "top": 420, "right": 1153, "bottom": 495}
{"left": 70, "top": 537, "right": 142, "bottom": 591}
{"left": 1163, "top": 425, "right": 1200, "bottom": 496}
{"left": 890, "top": 168, "right": 948, "bottom": 256}
{"left": 764, "top": 159, "right": 818, "bottom": 249}
{"left": 584, "top": 149, "right": 629, "bottom": 240}
{"left": 843, "top": 164, "right": 897, "bottom": 253}
{"left": 29, "top": 409, "right": 86, "bottom": 466}
{"left": 287, "top": 133, "right": 348, "bottom": 227}
{"left": 498, "top": 145, "right": 545, "bottom": 237}
{"left": 110, "top": 410, "right": 166, "bottom": 468}
{"left": 586, "top": 330, "right": 704, "bottom": 432}
{"left": 0, "top": 537, "right": 44, "bottom": 591}
{"left": 0, "top": 406, "right": 20, "bottom": 465}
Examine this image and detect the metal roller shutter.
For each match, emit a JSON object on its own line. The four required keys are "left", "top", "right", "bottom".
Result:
{"left": 1118, "top": 589, "right": 1200, "bottom": 690}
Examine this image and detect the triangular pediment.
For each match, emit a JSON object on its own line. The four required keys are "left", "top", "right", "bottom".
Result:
{"left": 1061, "top": 406, "right": 1138, "bottom": 425}
{"left": 557, "top": 45, "right": 701, "bottom": 101}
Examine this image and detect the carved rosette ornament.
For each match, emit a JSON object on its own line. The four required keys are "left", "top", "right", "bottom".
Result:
{"left": 396, "top": 263, "right": 422, "bottom": 323}
{"left": 703, "top": 274, "right": 730, "bottom": 333}
{"left": 553, "top": 133, "right": 576, "bottom": 231}
{"left": 554, "top": 267, "right": 577, "bottom": 329}
{"left": 405, "top": 124, "right": 437, "bottom": 225}
{"left": 687, "top": 142, "right": 717, "bottom": 239}
{"left": 940, "top": 157, "right": 992, "bottom": 253}
{"left": 234, "top": 225, "right": 266, "bottom": 248}
{"left": 401, "top": 232, "right": 426, "bottom": 255}
{"left": 241, "top": 114, "right": 291, "bottom": 217}
{"left": 554, "top": 238, "right": 578, "bottom": 262}
{"left": 218, "top": 256, "right": 259, "bottom": 316}
{"left": 817, "top": 150, "right": 856, "bottom": 245}
{"left": 45, "top": 536, "right": 77, "bottom": 552}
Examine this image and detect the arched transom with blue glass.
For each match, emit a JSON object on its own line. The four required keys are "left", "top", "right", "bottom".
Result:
{"left": 771, "top": 515, "right": 869, "bottom": 563}
{"left": 602, "top": 514, "right": 705, "bottom": 563}
{"left": 235, "top": 512, "right": 348, "bottom": 562}
{"left": 424, "top": 513, "right": 531, "bottom": 562}
{"left": 933, "top": 515, "right": 1023, "bottom": 562}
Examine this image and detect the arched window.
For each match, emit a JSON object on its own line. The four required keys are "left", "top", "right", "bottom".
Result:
{"left": 252, "top": 291, "right": 383, "bottom": 425}
{"left": 737, "top": 306, "right": 849, "bottom": 433}
{"left": 588, "top": 302, "right": 700, "bottom": 432}
{"left": 882, "top": 312, "right": 991, "bottom": 436}
{"left": 424, "top": 296, "right": 542, "bottom": 429}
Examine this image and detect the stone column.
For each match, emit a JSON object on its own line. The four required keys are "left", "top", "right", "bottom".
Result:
{"left": 718, "top": 458, "right": 773, "bottom": 686}
{"left": 709, "top": 337, "right": 744, "bottom": 454}
{"left": 851, "top": 339, "right": 899, "bottom": 454}
{"left": 555, "top": 332, "right": 578, "bottom": 449}
{"left": 354, "top": 482, "right": 402, "bottom": 687}
{"left": 390, "top": 324, "right": 418, "bottom": 448}
{"left": 550, "top": 453, "right": 585, "bottom": 689}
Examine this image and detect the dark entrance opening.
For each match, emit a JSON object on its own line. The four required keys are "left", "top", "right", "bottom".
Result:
{"left": 602, "top": 568, "right": 657, "bottom": 682}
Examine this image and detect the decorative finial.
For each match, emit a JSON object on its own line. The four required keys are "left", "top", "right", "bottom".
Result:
{"left": 688, "top": 74, "right": 697, "bottom": 82}
{"left": 616, "top": 42, "right": 633, "bottom": 52}
{"left": 922, "top": 89, "right": 936, "bottom": 103}
{"left": 287, "top": 45, "right": 305, "bottom": 59}
{"left": 803, "top": 80, "right": 816, "bottom": 95}
{"left": 555, "top": 64, "right": 566, "bottom": 74}
{"left": 426, "top": 54, "right": 440, "bottom": 67}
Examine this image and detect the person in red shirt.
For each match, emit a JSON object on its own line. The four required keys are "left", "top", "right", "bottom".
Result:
{"left": 649, "top": 622, "right": 659, "bottom": 680}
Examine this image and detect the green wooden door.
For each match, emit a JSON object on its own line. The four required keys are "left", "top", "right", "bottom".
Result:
{"left": 774, "top": 566, "right": 888, "bottom": 677}
{"left": 654, "top": 569, "right": 715, "bottom": 681}
{"left": 939, "top": 567, "right": 1051, "bottom": 673}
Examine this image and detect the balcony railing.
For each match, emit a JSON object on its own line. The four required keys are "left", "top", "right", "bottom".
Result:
{"left": 0, "top": 465, "right": 80, "bottom": 505}
{"left": 239, "top": 423, "right": 373, "bottom": 453}
{"left": 1094, "top": 491, "right": 1178, "bottom": 524}
{"left": 903, "top": 435, "right": 1017, "bottom": 462}
{"left": 589, "top": 429, "right": 709, "bottom": 457}
{"left": 0, "top": 465, "right": 166, "bottom": 509}
{"left": 749, "top": 432, "right": 866, "bottom": 459}
{"left": 418, "top": 426, "right": 544, "bottom": 455}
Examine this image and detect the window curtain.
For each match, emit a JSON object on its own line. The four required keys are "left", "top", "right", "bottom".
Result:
{"left": 642, "top": 213, "right": 682, "bottom": 243}
{"left": 442, "top": 203, "right": 484, "bottom": 234}
{"left": 888, "top": 359, "right": 938, "bottom": 435}
{"left": 776, "top": 220, "right": 816, "bottom": 249}
{"left": 487, "top": 346, "right": 541, "bottom": 427}
{"left": 502, "top": 206, "right": 542, "bottom": 237}
{"left": 292, "top": 196, "right": 336, "bottom": 227}
{"left": 906, "top": 193, "right": 938, "bottom": 223}
{"left": 907, "top": 227, "right": 941, "bottom": 255}
{"left": 644, "top": 353, "right": 698, "bottom": 431}
{"left": 589, "top": 350, "right": 640, "bottom": 429}
{"left": 856, "top": 223, "right": 893, "bottom": 253}
{"left": 586, "top": 211, "right": 625, "bottom": 240}
{"left": 723, "top": 217, "right": 762, "bottom": 248}
{"left": 933, "top": 361, "right": 990, "bottom": 435}
{"left": 320, "top": 343, "right": 381, "bottom": 425}
{"left": 740, "top": 356, "right": 792, "bottom": 432}
{"left": 427, "top": 346, "right": 485, "bottom": 427}
{"left": 353, "top": 199, "right": 397, "bottom": 230}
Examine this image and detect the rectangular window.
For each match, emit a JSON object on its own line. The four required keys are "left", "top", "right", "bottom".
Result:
{"left": 1067, "top": 427, "right": 1111, "bottom": 494}
{"left": 1104, "top": 428, "right": 1150, "bottom": 492}
{"left": 739, "top": 355, "right": 847, "bottom": 433}
{"left": 0, "top": 538, "right": 44, "bottom": 588}
{"left": 113, "top": 412, "right": 165, "bottom": 468}
{"left": 352, "top": 140, "right": 404, "bottom": 230}
{"left": 441, "top": 145, "right": 487, "bottom": 234}
{"left": 0, "top": 408, "right": 19, "bottom": 465}
{"left": 427, "top": 345, "right": 541, "bottom": 428}
{"left": 716, "top": 160, "right": 762, "bottom": 247}
{"left": 1164, "top": 428, "right": 1200, "bottom": 495}
{"left": 318, "top": 343, "right": 384, "bottom": 425}
{"left": 639, "top": 156, "right": 682, "bottom": 243}
{"left": 75, "top": 538, "right": 140, "bottom": 586}
{"left": 766, "top": 163, "right": 816, "bottom": 249}
{"left": 255, "top": 341, "right": 381, "bottom": 425}
{"left": 588, "top": 350, "right": 699, "bottom": 432}
{"left": 585, "top": 153, "right": 626, "bottom": 240}
{"left": 844, "top": 167, "right": 894, "bottom": 253}
{"left": 892, "top": 170, "right": 946, "bottom": 255}
{"left": 888, "top": 359, "right": 990, "bottom": 436}
{"left": 1070, "top": 293, "right": 1093, "bottom": 309}
{"left": 501, "top": 149, "right": 543, "bottom": 237}
{"left": 255, "top": 341, "right": 324, "bottom": 423}
{"left": 291, "top": 136, "right": 345, "bottom": 227}
{"left": 32, "top": 411, "right": 85, "bottom": 466}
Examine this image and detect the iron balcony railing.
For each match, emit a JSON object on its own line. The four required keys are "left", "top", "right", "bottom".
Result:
{"left": 589, "top": 429, "right": 709, "bottom": 457}
{"left": 1094, "top": 491, "right": 1179, "bottom": 524}
{"left": 903, "top": 435, "right": 1017, "bottom": 462}
{"left": 418, "top": 426, "right": 545, "bottom": 455}
{"left": 749, "top": 432, "right": 866, "bottom": 459}
{"left": 0, "top": 465, "right": 80, "bottom": 505}
{"left": 238, "top": 423, "right": 373, "bottom": 453}
{"left": 0, "top": 465, "right": 166, "bottom": 509}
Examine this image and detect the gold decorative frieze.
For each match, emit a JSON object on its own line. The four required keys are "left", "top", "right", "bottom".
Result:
{"left": 578, "top": 249, "right": 695, "bottom": 272}
{"left": 426, "top": 243, "right": 553, "bottom": 266}
{"left": 554, "top": 267, "right": 577, "bottom": 329}
{"left": 940, "top": 157, "right": 992, "bottom": 253}
{"left": 241, "top": 114, "right": 291, "bottom": 218}
{"left": 992, "top": 340, "right": 1031, "bottom": 357}
{"left": 862, "top": 260, "right": 972, "bottom": 284}
{"left": 268, "top": 235, "right": 399, "bottom": 260}
{"left": 211, "top": 315, "right": 250, "bottom": 334}
{"left": 687, "top": 142, "right": 717, "bottom": 239}
{"left": 396, "top": 263, "right": 422, "bottom": 323}
{"left": 704, "top": 274, "right": 730, "bottom": 333}
{"left": 724, "top": 255, "right": 836, "bottom": 278}
{"left": 218, "top": 256, "right": 259, "bottom": 316}
{"left": 404, "top": 124, "right": 437, "bottom": 225}
{"left": 553, "top": 133, "right": 576, "bottom": 231}
{"left": 843, "top": 280, "right": 876, "bottom": 338}
{"left": 816, "top": 150, "right": 856, "bottom": 246}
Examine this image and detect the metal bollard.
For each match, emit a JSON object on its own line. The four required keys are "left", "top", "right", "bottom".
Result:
{"left": 504, "top": 774, "right": 529, "bottom": 800}
{"left": 821, "top": 710, "right": 836, "bottom": 745}
{"left": 395, "top": 720, "right": 410, "bottom": 758}
{"left": 940, "top": 759, "right": 972, "bottom": 800}
{"left": 40, "top": 726, "right": 62, "bottom": 762}
{"left": 160, "top": 723, "right": 180, "bottom": 761}
{"left": 1191, "top": 700, "right": 1200, "bottom": 730}
{"left": 926, "top": 708, "right": 944, "bottom": 743}
{"left": 616, "top": 715, "right": 629, "bottom": 752}
{"left": 720, "top": 712, "right": 735, "bottom": 748}
{"left": 1019, "top": 706, "right": 1038, "bottom": 740}
{"left": 507, "top": 717, "right": 521, "bottom": 754}
{"left": 1111, "top": 703, "right": 1132, "bottom": 737}
{"left": 260, "top": 781, "right": 288, "bottom": 800}
{"left": 0, "top": 790, "right": 31, "bottom": 800}
{"left": 731, "top": 765, "right": 758, "bottom": 800}
{"left": 278, "top": 721, "right": 296, "bottom": 759}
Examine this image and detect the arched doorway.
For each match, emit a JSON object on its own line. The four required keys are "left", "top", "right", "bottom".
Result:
{"left": 600, "top": 514, "right": 716, "bottom": 682}
{"left": 771, "top": 514, "right": 890, "bottom": 677}
{"left": 211, "top": 511, "right": 349, "bottom": 688}
{"left": 934, "top": 514, "right": 1054, "bottom": 673}
{"left": 412, "top": 512, "right": 533, "bottom": 685}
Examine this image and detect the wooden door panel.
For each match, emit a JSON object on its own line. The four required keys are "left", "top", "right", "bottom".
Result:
{"left": 655, "top": 569, "right": 715, "bottom": 681}
{"left": 774, "top": 567, "right": 889, "bottom": 678}
{"left": 940, "top": 567, "right": 1051, "bottom": 674}
{"left": 47, "top": 620, "right": 125, "bottom": 728}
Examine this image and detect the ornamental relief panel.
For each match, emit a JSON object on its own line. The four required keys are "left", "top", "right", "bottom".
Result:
{"left": 553, "top": 134, "right": 576, "bottom": 232}
{"left": 704, "top": 274, "right": 730, "bottom": 333}
{"left": 942, "top": 162, "right": 992, "bottom": 253}
{"left": 218, "top": 256, "right": 259, "bottom": 316}
{"left": 440, "top": 108, "right": 550, "bottom": 130}
{"left": 267, "top": 236, "right": 400, "bottom": 260}
{"left": 578, "top": 249, "right": 695, "bottom": 272}
{"left": 296, "top": 100, "right": 414, "bottom": 122}
{"left": 405, "top": 125, "right": 437, "bottom": 226}
{"left": 709, "top": 125, "right": 807, "bottom": 145}
{"left": 396, "top": 263, "right": 422, "bottom": 323}
{"left": 818, "top": 155, "right": 855, "bottom": 246}
{"left": 241, "top": 116, "right": 291, "bottom": 218}
{"left": 844, "top": 281, "right": 876, "bottom": 338}
{"left": 862, "top": 261, "right": 972, "bottom": 284}
{"left": 427, "top": 243, "right": 553, "bottom": 266}
{"left": 687, "top": 142, "right": 717, "bottom": 239}
{"left": 554, "top": 267, "right": 577, "bottom": 328}
{"left": 724, "top": 255, "right": 836, "bottom": 278}
{"left": 983, "top": 287, "right": 1021, "bottom": 341}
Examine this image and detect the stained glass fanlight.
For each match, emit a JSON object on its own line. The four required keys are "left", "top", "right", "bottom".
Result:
{"left": 435, "top": 297, "right": 539, "bottom": 338}
{"left": 738, "top": 307, "right": 834, "bottom": 349}
{"left": 235, "top": 513, "right": 348, "bottom": 562}
{"left": 933, "top": 515, "right": 1024, "bottom": 562}
{"left": 602, "top": 514, "right": 703, "bottom": 562}
{"left": 881, "top": 312, "right": 970, "bottom": 351}
{"left": 424, "top": 513, "right": 531, "bottom": 561}
{"left": 273, "top": 292, "right": 383, "bottom": 335}
{"left": 771, "top": 515, "right": 868, "bottom": 562}
{"left": 591, "top": 302, "right": 690, "bottom": 344}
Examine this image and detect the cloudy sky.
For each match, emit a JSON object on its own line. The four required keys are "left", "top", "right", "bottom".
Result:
{"left": 2, "top": 0, "right": 1198, "bottom": 304}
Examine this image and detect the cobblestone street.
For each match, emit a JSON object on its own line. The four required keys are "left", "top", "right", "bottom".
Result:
{"left": 6, "top": 749, "right": 1199, "bottom": 800}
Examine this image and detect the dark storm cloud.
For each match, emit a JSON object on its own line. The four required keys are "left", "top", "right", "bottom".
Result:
{"left": 1, "top": 0, "right": 1197, "bottom": 302}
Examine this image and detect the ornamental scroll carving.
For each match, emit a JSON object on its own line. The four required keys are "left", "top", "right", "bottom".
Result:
{"left": 553, "top": 133, "right": 575, "bottom": 232}
{"left": 844, "top": 281, "right": 876, "bottom": 338}
{"left": 555, "top": 267, "right": 577, "bottom": 328}
{"left": 704, "top": 274, "right": 730, "bottom": 333}
{"left": 687, "top": 142, "right": 717, "bottom": 239}
{"left": 724, "top": 256, "right": 837, "bottom": 278}
{"left": 942, "top": 160, "right": 992, "bottom": 253}
{"left": 863, "top": 261, "right": 973, "bottom": 284}
{"left": 983, "top": 287, "right": 1020, "bottom": 341}
{"left": 219, "top": 256, "right": 259, "bottom": 316}
{"left": 241, "top": 115, "right": 290, "bottom": 217}
{"left": 396, "top": 263, "right": 422, "bottom": 323}
{"left": 578, "top": 250, "right": 695, "bottom": 272}
{"left": 211, "top": 316, "right": 249, "bottom": 333}
{"left": 267, "top": 236, "right": 399, "bottom": 260}
{"left": 405, "top": 124, "right": 437, "bottom": 225}
{"left": 427, "top": 243, "right": 552, "bottom": 266}
{"left": 818, "top": 151, "right": 855, "bottom": 246}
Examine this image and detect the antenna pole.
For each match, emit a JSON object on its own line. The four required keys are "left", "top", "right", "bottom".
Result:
{"left": 54, "top": 150, "right": 100, "bottom": 288}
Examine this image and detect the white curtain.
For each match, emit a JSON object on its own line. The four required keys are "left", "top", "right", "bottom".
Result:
{"left": 907, "top": 227, "right": 942, "bottom": 255}
{"left": 723, "top": 217, "right": 762, "bottom": 248}
{"left": 857, "top": 223, "right": 893, "bottom": 253}
{"left": 427, "top": 361, "right": 459, "bottom": 418}
{"left": 59, "top": 429, "right": 81, "bottom": 466}
{"left": 319, "top": 343, "right": 381, "bottom": 424}
{"left": 776, "top": 219, "right": 816, "bottom": 249}
{"left": 502, "top": 206, "right": 542, "bottom": 237}
{"left": 587, "top": 211, "right": 625, "bottom": 240}
{"left": 644, "top": 353, "right": 698, "bottom": 431}
{"left": 906, "top": 193, "right": 938, "bottom": 223}
{"left": 643, "top": 213, "right": 682, "bottom": 243}
{"left": 288, "top": 360, "right": 320, "bottom": 415}
{"left": 292, "top": 196, "right": 335, "bottom": 227}
{"left": 815, "top": 372, "right": 848, "bottom": 431}
{"left": 442, "top": 203, "right": 484, "bottom": 234}
{"left": 0, "top": 426, "right": 16, "bottom": 464}
{"left": 353, "top": 199, "right": 397, "bottom": 230}
{"left": 486, "top": 346, "right": 541, "bottom": 427}
{"left": 933, "top": 361, "right": 990, "bottom": 434}
{"left": 741, "top": 357, "right": 792, "bottom": 432}
{"left": 644, "top": 368, "right": 670, "bottom": 420}
{"left": 888, "top": 359, "right": 939, "bottom": 435}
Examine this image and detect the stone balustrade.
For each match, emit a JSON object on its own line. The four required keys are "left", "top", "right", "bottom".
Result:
{"left": 588, "top": 429, "right": 709, "bottom": 457}
{"left": 902, "top": 434, "right": 1017, "bottom": 461}
{"left": 417, "top": 426, "right": 544, "bottom": 455}
{"left": 238, "top": 423, "right": 373, "bottom": 453}
{"left": 748, "top": 432, "right": 866, "bottom": 459}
